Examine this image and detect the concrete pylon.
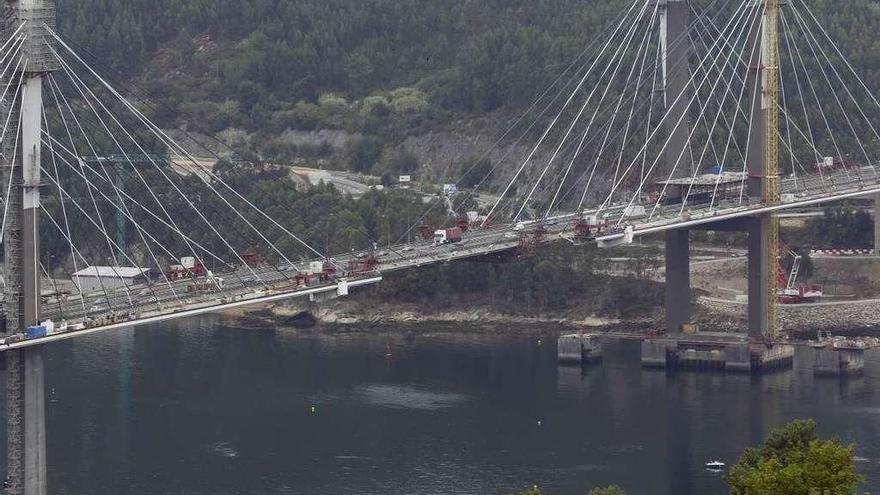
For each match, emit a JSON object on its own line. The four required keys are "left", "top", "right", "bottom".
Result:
{"left": 659, "top": 0, "right": 693, "bottom": 177}
{"left": 660, "top": 0, "right": 694, "bottom": 334}
{"left": 665, "top": 229, "right": 691, "bottom": 333}
{"left": 875, "top": 193, "right": 880, "bottom": 256}
{"left": 747, "top": 216, "right": 771, "bottom": 337}
{"left": 745, "top": 2, "right": 766, "bottom": 200}
{"left": 743, "top": 2, "right": 778, "bottom": 338}
{"left": 2, "top": 2, "right": 58, "bottom": 494}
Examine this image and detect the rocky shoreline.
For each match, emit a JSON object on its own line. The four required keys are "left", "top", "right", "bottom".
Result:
{"left": 219, "top": 294, "right": 880, "bottom": 338}
{"left": 696, "top": 296, "right": 880, "bottom": 336}
{"left": 219, "top": 302, "right": 658, "bottom": 335}
{"left": 216, "top": 254, "right": 880, "bottom": 338}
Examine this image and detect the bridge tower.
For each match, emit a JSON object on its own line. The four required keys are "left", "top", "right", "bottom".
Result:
{"left": 659, "top": 0, "right": 694, "bottom": 334}
{"left": 661, "top": 0, "right": 783, "bottom": 339}
{"left": 2, "top": 1, "right": 58, "bottom": 494}
{"left": 745, "top": 0, "right": 782, "bottom": 338}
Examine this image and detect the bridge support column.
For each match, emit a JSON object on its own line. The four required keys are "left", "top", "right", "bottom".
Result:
{"left": 875, "top": 193, "right": 880, "bottom": 256}
{"left": 747, "top": 216, "right": 771, "bottom": 337}
{"left": 5, "top": 349, "right": 47, "bottom": 495}
{"left": 1, "top": 2, "right": 56, "bottom": 491}
{"left": 665, "top": 229, "right": 691, "bottom": 334}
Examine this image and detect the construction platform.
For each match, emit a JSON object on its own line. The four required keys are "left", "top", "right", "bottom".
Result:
{"left": 641, "top": 332, "right": 794, "bottom": 373}
{"left": 812, "top": 344, "right": 866, "bottom": 377}
{"left": 558, "top": 333, "right": 603, "bottom": 364}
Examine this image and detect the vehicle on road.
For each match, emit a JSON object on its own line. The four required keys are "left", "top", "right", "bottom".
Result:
{"left": 433, "top": 227, "right": 463, "bottom": 246}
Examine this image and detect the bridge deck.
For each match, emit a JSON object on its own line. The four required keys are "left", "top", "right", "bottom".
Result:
{"left": 6, "top": 166, "right": 879, "bottom": 350}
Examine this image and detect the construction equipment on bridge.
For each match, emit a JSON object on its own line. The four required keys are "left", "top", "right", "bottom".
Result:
{"left": 418, "top": 224, "right": 435, "bottom": 241}
{"left": 574, "top": 214, "right": 606, "bottom": 240}
{"left": 293, "top": 260, "right": 340, "bottom": 288}
{"left": 166, "top": 257, "right": 207, "bottom": 281}
{"left": 348, "top": 254, "right": 381, "bottom": 275}
{"left": 456, "top": 211, "right": 489, "bottom": 232}
{"left": 815, "top": 156, "right": 860, "bottom": 173}
{"left": 240, "top": 251, "right": 268, "bottom": 267}
{"left": 518, "top": 222, "right": 547, "bottom": 258}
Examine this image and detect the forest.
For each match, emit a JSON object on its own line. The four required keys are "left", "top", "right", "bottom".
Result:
{"left": 55, "top": 0, "right": 880, "bottom": 174}
{"left": 37, "top": 0, "right": 880, "bottom": 278}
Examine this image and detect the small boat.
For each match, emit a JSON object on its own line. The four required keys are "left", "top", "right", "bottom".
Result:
{"left": 705, "top": 460, "right": 726, "bottom": 471}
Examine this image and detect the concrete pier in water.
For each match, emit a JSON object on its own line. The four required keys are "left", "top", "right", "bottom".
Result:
{"left": 641, "top": 332, "right": 793, "bottom": 373}
{"left": 813, "top": 346, "right": 866, "bottom": 376}
{"left": 558, "top": 334, "right": 602, "bottom": 364}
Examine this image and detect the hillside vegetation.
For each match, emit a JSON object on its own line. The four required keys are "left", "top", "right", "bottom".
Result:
{"left": 39, "top": 1, "right": 880, "bottom": 280}
{"left": 56, "top": 1, "right": 880, "bottom": 178}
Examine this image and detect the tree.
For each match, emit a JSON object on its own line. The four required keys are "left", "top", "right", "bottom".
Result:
{"left": 512, "top": 488, "right": 543, "bottom": 495}
{"left": 726, "top": 419, "right": 863, "bottom": 495}
{"left": 344, "top": 136, "right": 384, "bottom": 173}
{"left": 378, "top": 147, "right": 420, "bottom": 176}
{"left": 458, "top": 156, "right": 493, "bottom": 188}
{"left": 588, "top": 487, "right": 627, "bottom": 495}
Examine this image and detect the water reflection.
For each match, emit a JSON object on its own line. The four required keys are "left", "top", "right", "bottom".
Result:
{"left": 6, "top": 319, "right": 876, "bottom": 494}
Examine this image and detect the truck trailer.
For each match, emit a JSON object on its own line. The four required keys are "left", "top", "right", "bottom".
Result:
{"left": 433, "top": 227, "right": 463, "bottom": 245}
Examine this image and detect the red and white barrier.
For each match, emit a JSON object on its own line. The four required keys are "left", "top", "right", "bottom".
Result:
{"left": 809, "top": 248, "right": 875, "bottom": 256}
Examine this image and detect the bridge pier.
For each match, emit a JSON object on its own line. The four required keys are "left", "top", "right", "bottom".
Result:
{"left": 875, "top": 193, "right": 880, "bottom": 255}
{"left": 5, "top": 349, "right": 47, "bottom": 495}
{"left": 747, "top": 215, "right": 771, "bottom": 337}
{"left": 645, "top": 216, "right": 793, "bottom": 372}
{"left": 665, "top": 229, "right": 691, "bottom": 334}
{"left": 1, "top": 3, "right": 57, "bottom": 493}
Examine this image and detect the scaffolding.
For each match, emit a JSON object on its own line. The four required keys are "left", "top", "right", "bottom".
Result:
{"left": 4, "top": 0, "right": 59, "bottom": 73}
{"left": 764, "top": 0, "right": 781, "bottom": 339}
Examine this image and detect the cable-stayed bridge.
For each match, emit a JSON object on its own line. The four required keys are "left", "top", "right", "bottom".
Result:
{"left": 2, "top": 0, "right": 880, "bottom": 493}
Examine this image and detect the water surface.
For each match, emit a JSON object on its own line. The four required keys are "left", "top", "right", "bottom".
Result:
{"left": 21, "top": 317, "right": 880, "bottom": 494}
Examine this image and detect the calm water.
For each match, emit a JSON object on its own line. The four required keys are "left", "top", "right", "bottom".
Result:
{"left": 18, "top": 317, "right": 880, "bottom": 494}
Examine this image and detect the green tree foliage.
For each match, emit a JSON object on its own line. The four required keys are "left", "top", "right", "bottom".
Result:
{"left": 54, "top": 0, "right": 880, "bottom": 178}
{"left": 39, "top": 160, "right": 451, "bottom": 272}
{"left": 371, "top": 243, "right": 664, "bottom": 317}
{"left": 801, "top": 208, "right": 874, "bottom": 249}
{"left": 513, "top": 488, "right": 544, "bottom": 495}
{"left": 458, "top": 156, "right": 493, "bottom": 188}
{"left": 511, "top": 486, "right": 627, "bottom": 495}
{"left": 344, "top": 136, "right": 384, "bottom": 173}
{"left": 725, "top": 419, "right": 863, "bottom": 495}
{"left": 377, "top": 147, "right": 420, "bottom": 177}
{"left": 587, "top": 487, "right": 627, "bottom": 495}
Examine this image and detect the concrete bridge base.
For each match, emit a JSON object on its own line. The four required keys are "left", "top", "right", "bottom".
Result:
{"left": 813, "top": 347, "right": 865, "bottom": 377}
{"left": 651, "top": 213, "right": 793, "bottom": 373}
{"left": 557, "top": 334, "right": 602, "bottom": 364}
{"left": 641, "top": 333, "right": 793, "bottom": 373}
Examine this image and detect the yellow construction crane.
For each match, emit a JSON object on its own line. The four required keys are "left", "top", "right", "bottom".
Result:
{"left": 764, "top": 0, "right": 781, "bottom": 339}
